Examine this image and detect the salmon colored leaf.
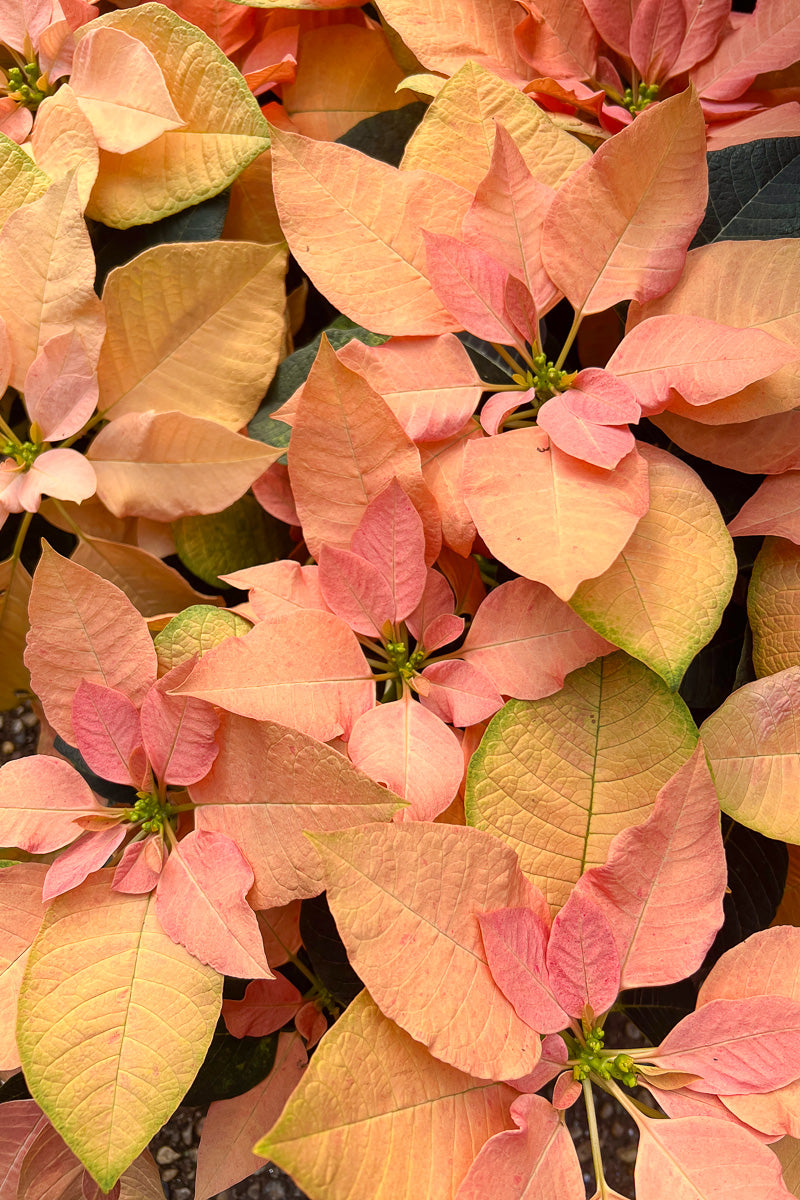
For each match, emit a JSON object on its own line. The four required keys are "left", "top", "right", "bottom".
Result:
{"left": 574, "top": 745, "right": 725, "bottom": 989}
{"left": 287, "top": 338, "right": 440, "bottom": 563}
{"left": 423, "top": 232, "right": 521, "bottom": 345}
{"left": 112, "top": 837, "right": 164, "bottom": 896}
{"left": 0, "top": 756, "right": 103, "bottom": 853}
{"left": 88, "top": 411, "right": 280, "bottom": 522}
{"left": 462, "top": 427, "right": 650, "bottom": 600}
{"left": 0, "top": 1100, "right": 50, "bottom": 1198}
{"left": 83, "top": 5, "right": 270, "bottom": 228}
{"left": 729, "top": 474, "right": 800, "bottom": 543}
{"left": 23, "top": 331, "right": 99, "bottom": 441}
{"left": 189, "top": 714, "right": 402, "bottom": 909}
{"left": 535, "top": 371, "right": 638, "bottom": 469}
{"left": 153, "top": 606, "right": 251, "bottom": 674}
{"left": 335, "top": 335, "right": 483, "bottom": 443}
{"left": 653, "top": 409, "right": 800, "bottom": 474}
{"left": 546, "top": 890, "right": 620, "bottom": 1019}
{"left": 318, "top": 546, "right": 395, "bottom": 638}
{"left": 295, "top": 1001, "right": 326, "bottom": 1048}
{"left": 69, "top": 27, "right": 183, "bottom": 154}
{"left": 29, "top": 87, "right": 99, "bottom": 211}
{"left": 270, "top": 126, "right": 471, "bottom": 336}
{"left": 17, "top": 873, "right": 222, "bottom": 1191}
{"left": 69, "top": 537, "right": 220, "bottom": 621}
{"left": 97, "top": 240, "right": 287, "bottom": 430}
{"left": 15, "top": 1119, "right": 85, "bottom": 1200}
{"left": 346, "top": 692, "right": 465, "bottom": 821}
{"left": 223, "top": 561, "right": 327, "bottom": 621}
{"left": 156, "top": 829, "right": 271, "bottom": 979}
{"left": 462, "top": 122, "right": 558, "bottom": 314}
{"left": 607, "top": 315, "right": 799, "bottom": 416}
{"left": 256, "top": 990, "right": 516, "bottom": 1200}
{"left": 541, "top": 89, "right": 707, "bottom": 315}
{"left": 194, "top": 1031, "right": 307, "bottom": 1200}
{"left": 630, "top": 240, "right": 800, "bottom": 426}
{"left": 700, "top": 666, "right": 800, "bottom": 842}
{"left": 456, "top": 1092, "right": 584, "bottom": 1199}
{"left": 629, "top": 0, "right": 686, "bottom": 79}
{"left": 0, "top": 863, "right": 46, "bottom": 1070}
{"left": 0, "top": 174, "right": 104, "bottom": 390}
{"left": 3, "top": 447, "right": 96, "bottom": 510}
{"left": 350, "top": 478, "right": 427, "bottom": 622}
{"left": 749, "top": 539, "right": 800, "bottom": 677}
{"left": 378, "top": 0, "right": 527, "bottom": 79}
{"left": 419, "top": 424, "right": 482, "bottom": 558}
{"left": 175, "top": 610, "right": 374, "bottom": 742}
{"left": 25, "top": 545, "right": 157, "bottom": 743}
{"left": 691, "top": 0, "right": 800, "bottom": 101}
{"left": 41, "top": 824, "right": 129, "bottom": 904}
{"left": 467, "top": 652, "right": 698, "bottom": 911}
{"left": 461, "top": 577, "right": 612, "bottom": 701}
{"left": 400, "top": 61, "right": 590, "bottom": 194}
{"left": 570, "top": 444, "right": 737, "bottom": 689}
{"left": 652, "top": 996, "right": 800, "bottom": 1095}
{"left": 406, "top": 565, "right": 460, "bottom": 645}
{"left": 419, "top": 659, "right": 503, "bottom": 727}
{"left": 256, "top": 902, "right": 302, "bottom": 970}
{"left": 139, "top": 666, "right": 219, "bottom": 787}
{"left": 71, "top": 680, "right": 145, "bottom": 787}
{"left": 311, "top": 823, "right": 546, "bottom": 1078}
{"left": 222, "top": 975, "right": 302, "bottom": 1038}
{"left": 634, "top": 1114, "right": 794, "bottom": 1200}
{"left": 512, "top": 1034, "right": 570, "bottom": 1094}
{"left": 477, "top": 906, "right": 569, "bottom": 1034}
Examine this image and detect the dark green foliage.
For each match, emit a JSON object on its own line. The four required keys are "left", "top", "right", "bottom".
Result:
{"left": 53, "top": 736, "right": 138, "bottom": 808}
{"left": 180, "top": 1032, "right": 278, "bottom": 1106}
{"left": 692, "top": 137, "right": 800, "bottom": 246}
{"left": 300, "top": 894, "right": 363, "bottom": 1008}
{"left": 336, "top": 102, "right": 427, "bottom": 166}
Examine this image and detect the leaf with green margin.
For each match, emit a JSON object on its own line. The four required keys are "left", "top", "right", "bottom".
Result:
{"left": 255, "top": 990, "right": 517, "bottom": 1200}
{"left": 700, "top": 665, "right": 800, "bottom": 842}
{"left": 465, "top": 652, "right": 698, "bottom": 912}
{"left": 180, "top": 1032, "right": 277, "bottom": 1107}
{"left": 248, "top": 320, "right": 389, "bottom": 455}
{"left": 172, "top": 495, "right": 293, "bottom": 587}
{"left": 570, "top": 444, "right": 737, "bottom": 690}
{"left": 336, "top": 103, "right": 427, "bottom": 167}
{"left": 154, "top": 606, "right": 252, "bottom": 674}
{"left": 692, "top": 138, "right": 800, "bottom": 247}
{"left": 16, "top": 871, "right": 222, "bottom": 1190}
{"left": 82, "top": 5, "right": 270, "bottom": 229}
{"left": 749, "top": 537, "right": 800, "bottom": 677}
{"left": 0, "top": 133, "right": 50, "bottom": 231}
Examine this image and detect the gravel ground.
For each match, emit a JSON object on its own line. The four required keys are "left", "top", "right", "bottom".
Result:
{"left": 3, "top": 705, "right": 645, "bottom": 1199}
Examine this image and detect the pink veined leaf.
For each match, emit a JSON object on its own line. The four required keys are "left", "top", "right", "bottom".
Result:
{"left": 515, "top": 0, "right": 599, "bottom": 93}
{"left": 405, "top": 567, "right": 458, "bottom": 643}
{"left": 335, "top": 335, "right": 483, "bottom": 443}
{"left": 251, "top": 461, "right": 300, "bottom": 528}
{"left": 23, "top": 331, "right": 99, "bottom": 441}
{"left": 728, "top": 473, "right": 800, "bottom": 543}
{"left": 670, "top": 0, "right": 732, "bottom": 77}
{"left": 552, "top": 1073, "right": 582, "bottom": 1110}
{"left": 478, "top": 906, "right": 569, "bottom": 1034}
{"left": 650, "top": 995, "right": 800, "bottom": 1096}
{"left": 419, "top": 659, "right": 503, "bottom": 727}
{"left": 222, "top": 975, "right": 303, "bottom": 1038}
{"left": 194, "top": 1032, "right": 308, "bottom": 1200}
{"left": 504, "top": 279, "right": 540, "bottom": 350}
{"left": 41, "top": 824, "right": 129, "bottom": 904}
{"left": 461, "top": 577, "right": 613, "bottom": 700}
{"left": 541, "top": 89, "right": 708, "bottom": 315}
{"left": 112, "top": 836, "right": 164, "bottom": 895}
{"left": 0, "top": 1100, "right": 50, "bottom": 1200}
{"left": 16, "top": 1118, "right": 85, "bottom": 1200}
{"left": 455, "top": 1092, "right": 585, "bottom": 1200}
{"left": 423, "top": 231, "right": 521, "bottom": 347}
{"left": 222, "top": 561, "right": 328, "bottom": 621}
{"left": 510, "top": 1034, "right": 569, "bottom": 1093}
{"left": 480, "top": 388, "right": 535, "bottom": 437}
{"left": 629, "top": 0, "right": 687, "bottom": 81}
{"left": 156, "top": 829, "right": 272, "bottom": 979}
{"left": 295, "top": 1001, "right": 327, "bottom": 1048}
{"left": 71, "top": 679, "right": 146, "bottom": 788}
{"left": 649, "top": 1081, "right": 779, "bottom": 1142}
{"left": 317, "top": 545, "right": 395, "bottom": 637}
{"left": 0, "top": 865, "right": 47, "bottom": 1071}
{"left": 546, "top": 890, "right": 621, "bottom": 1019}
{"left": 139, "top": 661, "right": 220, "bottom": 787}
{"left": 607, "top": 314, "right": 798, "bottom": 416}
{"left": 580, "top": 0, "right": 633, "bottom": 58}
{"left": 419, "top": 422, "right": 482, "bottom": 557}
{"left": 346, "top": 692, "right": 465, "bottom": 822}
{"left": 350, "top": 478, "right": 428, "bottom": 623}
{"left": 540, "top": 382, "right": 638, "bottom": 472}
{"left": 573, "top": 744, "right": 726, "bottom": 989}
{"left": 691, "top": 0, "right": 800, "bottom": 100}
{"left": 418, "top": 612, "right": 466, "bottom": 654}
{"left": 6, "top": 448, "right": 97, "bottom": 510}
{"left": 462, "top": 122, "right": 559, "bottom": 315}
{"left": 0, "top": 755, "right": 103, "bottom": 853}
{"left": 256, "top": 902, "right": 302, "bottom": 969}
{"left": 634, "top": 1113, "right": 795, "bottom": 1199}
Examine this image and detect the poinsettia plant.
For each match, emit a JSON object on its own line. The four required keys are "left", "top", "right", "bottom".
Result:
{"left": 0, "top": 2, "right": 800, "bottom": 1199}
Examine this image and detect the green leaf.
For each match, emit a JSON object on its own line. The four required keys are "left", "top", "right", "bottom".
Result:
{"left": 154, "top": 605, "right": 252, "bottom": 674}
{"left": 692, "top": 137, "right": 800, "bottom": 246}
{"left": 180, "top": 1032, "right": 278, "bottom": 1107}
{"left": 299, "top": 894, "right": 363, "bottom": 1008}
{"left": 172, "top": 495, "right": 292, "bottom": 587}
{"left": 336, "top": 102, "right": 427, "bottom": 167}
{"left": 53, "top": 736, "right": 139, "bottom": 808}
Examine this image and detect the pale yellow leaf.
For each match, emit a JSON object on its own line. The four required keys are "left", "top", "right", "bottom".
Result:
{"left": 30, "top": 87, "right": 99, "bottom": 211}
{"left": 0, "top": 132, "right": 51, "bottom": 232}
{"left": 749, "top": 537, "right": 800, "bottom": 677}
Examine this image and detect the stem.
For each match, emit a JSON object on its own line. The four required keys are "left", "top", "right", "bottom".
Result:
{"left": 582, "top": 1079, "right": 610, "bottom": 1198}
{"left": 554, "top": 309, "right": 584, "bottom": 371}
{"left": 601, "top": 1076, "right": 663, "bottom": 1126}
{"left": 0, "top": 413, "right": 21, "bottom": 445}
{"left": 50, "top": 497, "right": 86, "bottom": 542}
{"left": 490, "top": 342, "right": 525, "bottom": 373}
{"left": 357, "top": 635, "right": 389, "bottom": 661}
{"left": 59, "top": 410, "right": 106, "bottom": 449}
{"left": 0, "top": 510, "right": 33, "bottom": 636}
{"left": 480, "top": 381, "right": 530, "bottom": 392}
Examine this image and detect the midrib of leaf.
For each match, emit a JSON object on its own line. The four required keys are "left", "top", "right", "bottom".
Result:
{"left": 579, "top": 660, "right": 605, "bottom": 876}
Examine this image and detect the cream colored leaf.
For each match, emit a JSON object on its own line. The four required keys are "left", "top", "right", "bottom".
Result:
{"left": 0, "top": 132, "right": 50, "bottom": 232}
{"left": 749, "top": 538, "right": 800, "bottom": 677}
{"left": 98, "top": 240, "right": 287, "bottom": 429}
{"left": 30, "top": 88, "right": 99, "bottom": 212}
{"left": 466, "top": 652, "right": 698, "bottom": 911}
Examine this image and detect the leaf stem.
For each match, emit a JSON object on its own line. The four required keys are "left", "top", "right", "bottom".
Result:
{"left": 59, "top": 410, "right": 106, "bottom": 449}
{"left": 50, "top": 497, "right": 86, "bottom": 543}
{"left": 480, "top": 381, "right": 530, "bottom": 392}
{"left": 0, "top": 510, "right": 33, "bottom": 638}
{"left": 0, "top": 413, "right": 21, "bottom": 445}
{"left": 582, "top": 1079, "right": 611, "bottom": 1197}
{"left": 490, "top": 341, "right": 525, "bottom": 373}
{"left": 554, "top": 309, "right": 584, "bottom": 371}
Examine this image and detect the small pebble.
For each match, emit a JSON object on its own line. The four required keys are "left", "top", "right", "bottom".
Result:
{"left": 599, "top": 1101, "right": 614, "bottom": 1120}
{"left": 1, "top": 742, "right": 14, "bottom": 756}
{"left": 21, "top": 711, "right": 38, "bottom": 728}
{"left": 161, "top": 1169, "right": 179, "bottom": 1183}
{"left": 617, "top": 1144, "right": 638, "bottom": 1164}
{"left": 611, "top": 1120, "right": 625, "bottom": 1138}
{"left": 173, "top": 1189, "right": 192, "bottom": 1200}
{"left": 576, "top": 1139, "right": 593, "bottom": 1164}
{"left": 180, "top": 1121, "right": 194, "bottom": 1146}
{"left": 156, "top": 1146, "right": 180, "bottom": 1166}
